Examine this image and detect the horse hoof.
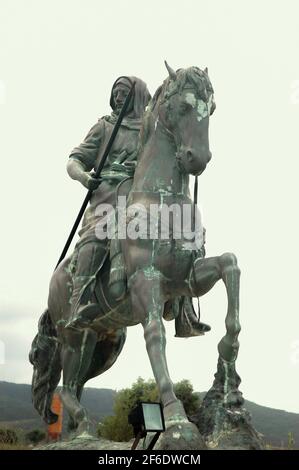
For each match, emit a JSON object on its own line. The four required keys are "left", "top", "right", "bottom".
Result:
{"left": 155, "top": 422, "right": 207, "bottom": 450}
{"left": 75, "top": 419, "right": 94, "bottom": 438}
{"left": 75, "top": 431, "right": 95, "bottom": 440}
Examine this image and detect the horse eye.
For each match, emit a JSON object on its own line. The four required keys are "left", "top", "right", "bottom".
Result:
{"left": 180, "top": 103, "right": 192, "bottom": 114}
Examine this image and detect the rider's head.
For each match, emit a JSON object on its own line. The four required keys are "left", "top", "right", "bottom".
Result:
{"left": 110, "top": 76, "right": 151, "bottom": 118}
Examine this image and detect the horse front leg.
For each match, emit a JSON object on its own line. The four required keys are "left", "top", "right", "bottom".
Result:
{"left": 216, "top": 252, "right": 243, "bottom": 407}
{"left": 217, "top": 253, "right": 241, "bottom": 363}
{"left": 216, "top": 252, "right": 242, "bottom": 406}
{"left": 192, "top": 254, "right": 262, "bottom": 448}
{"left": 192, "top": 252, "right": 242, "bottom": 406}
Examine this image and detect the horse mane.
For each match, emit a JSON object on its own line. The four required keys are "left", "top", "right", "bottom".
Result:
{"left": 135, "top": 86, "right": 162, "bottom": 161}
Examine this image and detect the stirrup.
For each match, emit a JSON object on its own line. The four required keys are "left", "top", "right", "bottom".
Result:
{"left": 175, "top": 319, "right": 211, "bottom": 338}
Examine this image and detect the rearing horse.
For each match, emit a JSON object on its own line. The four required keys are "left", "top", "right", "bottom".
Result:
{"left": 30, "top": 63, "right": 241, "bottom": 447}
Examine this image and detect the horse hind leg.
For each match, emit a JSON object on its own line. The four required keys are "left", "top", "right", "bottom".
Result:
{"left": 84, "top": 329, "right": 126, "bottom": 381}
{"left": 60, "top": 328, "right": 97, "bottom": 436}
{"left": 65, "top": 329, "right": 126, "bottom": 432}
{"left": 129, "top": 270, "right": 206, "bottom": 449}
{"left": 130, "top": 272, "right": 177, "bottom": 410}
{"left": 130, "top": 270, "right": 193, "bottom": 426}
{"left": 66, "top": 383, "right": 84, "bottom": 432}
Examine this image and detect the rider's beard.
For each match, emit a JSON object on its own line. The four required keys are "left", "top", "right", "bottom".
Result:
{"left": 115, "top": 104, "right": 123, "bottom": 115}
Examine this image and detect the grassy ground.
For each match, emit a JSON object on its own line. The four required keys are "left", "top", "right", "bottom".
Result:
{"left": 0, "top": 443, "right": 31, "bottom": 450}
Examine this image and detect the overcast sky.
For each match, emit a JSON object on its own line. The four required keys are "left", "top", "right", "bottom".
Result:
{"left": 0, "top": 0, "right": 299, "bottom": 414}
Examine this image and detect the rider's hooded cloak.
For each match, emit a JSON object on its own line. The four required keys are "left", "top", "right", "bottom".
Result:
{"left": 69, "top": 76, "right": 151, "bottom": 243}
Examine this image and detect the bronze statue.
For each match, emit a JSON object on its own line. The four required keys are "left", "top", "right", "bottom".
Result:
{"left": 66, "top": 76, "right": 150, "bottom": 329}
{"left": 30, "top": 63, "right": 243, "bottom": 448}
{"left": 63, "top": 74, "right": 206, "bottom": 336}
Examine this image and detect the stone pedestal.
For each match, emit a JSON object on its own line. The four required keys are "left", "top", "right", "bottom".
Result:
{"left": 192, "top": 357, "right": 263, "bottom": 450}
{"left": 155, "top": 421, "right": 206, "bottom": 450}
{"left": 37, "top": 359, "right": 263, "bottom": 451}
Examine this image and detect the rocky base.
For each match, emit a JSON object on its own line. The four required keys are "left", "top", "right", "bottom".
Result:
{"left": 36, "top": 434, "right": 133, "bottom": 451}
{"left": 191, "top": 357, "right": 264, "bottom": 450}
{"left": 155, "top": 422, "right": 207, "bottom": 450}
{"left": 192, "top": 401, "right": 263, "bottom": 450}
{"left": 37, "top": 412, "right": 263, "bottom": 451}
{"left": 37, "top": 359, "right": 263, "bottom": 451}
{"left": 37, "top": 420, "right": 207, "bottom": 451}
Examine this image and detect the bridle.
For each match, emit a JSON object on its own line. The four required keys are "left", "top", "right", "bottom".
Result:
{"left": 155, "top": 85, "right": 208, "bottom": 238}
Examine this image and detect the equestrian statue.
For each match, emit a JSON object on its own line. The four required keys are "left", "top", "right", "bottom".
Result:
{"left": 30, "top": 62, "right": 249, "bottom": 449}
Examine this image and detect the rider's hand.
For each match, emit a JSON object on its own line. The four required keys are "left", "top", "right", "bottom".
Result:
{"left": 81, "top": 172, "right": 101, "bottom": 191}
{"left": 110, "top": 162, "right": 125, "bottom": 173}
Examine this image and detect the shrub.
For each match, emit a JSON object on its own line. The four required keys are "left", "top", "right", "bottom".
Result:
{"left": 97, "top": 377, "right": 200, "bottom": 442}
{"left": 25, "top": 429, "right": 46, "bottom": 445}
{"left": 0, "top": 428, "right": 18, "bottom": 445}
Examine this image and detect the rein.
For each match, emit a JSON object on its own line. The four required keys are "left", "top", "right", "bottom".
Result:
{"left": 156, "top": 115, "right": 199, "bottom": 236}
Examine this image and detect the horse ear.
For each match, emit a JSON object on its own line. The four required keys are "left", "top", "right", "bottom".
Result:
{"left": 164, "top": 60, "right": 177, "bottom": 81}
{"left": 204, "top": 67, "right": 209, "bottom": 75}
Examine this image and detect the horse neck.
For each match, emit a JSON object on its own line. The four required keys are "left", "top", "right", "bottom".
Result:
{"left": 132, "top": 117, "right": 190, "bottom": 197}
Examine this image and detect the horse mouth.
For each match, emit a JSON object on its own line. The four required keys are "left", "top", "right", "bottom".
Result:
{"left": 175, "top": 154, "right": 187, "bottom": 174}
{"left": 190, "top": 168, "right": 204, "bottom": 176}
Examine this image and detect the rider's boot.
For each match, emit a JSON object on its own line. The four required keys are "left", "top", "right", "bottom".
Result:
{"left": 109, "top": 237, "right": 127, "bottom": 301}
{"left": 65, "top": 242, "right": 106, "bottom": 330}
{"left": 175, "top": 296, "right": 211, "bottom": 337}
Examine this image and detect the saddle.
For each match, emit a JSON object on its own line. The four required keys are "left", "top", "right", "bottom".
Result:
{"left": 108, "top": 236, "right": 211, "bottom": 337}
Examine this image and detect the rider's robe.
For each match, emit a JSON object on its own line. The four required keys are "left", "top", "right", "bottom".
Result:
{"left": 70, "top": 115, "right": 141, "bottom": 244}
{"left": 69, "top": 75, "right": 150, "bottom": 247}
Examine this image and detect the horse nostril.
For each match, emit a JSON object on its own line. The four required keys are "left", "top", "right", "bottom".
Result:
{"left": 187, "top": 149, "right": 193, "bottom": 161}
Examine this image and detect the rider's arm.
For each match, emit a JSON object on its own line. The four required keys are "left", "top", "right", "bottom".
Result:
{"left": 67, "top": 119, "right": 104, "bottom": 190}
{"left": 67, "top": 159, "right": 91, "bottom": 188}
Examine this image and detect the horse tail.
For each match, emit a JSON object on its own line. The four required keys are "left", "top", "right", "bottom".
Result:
{"left": 29, "top": 309, "right": 62, "bottom": 424}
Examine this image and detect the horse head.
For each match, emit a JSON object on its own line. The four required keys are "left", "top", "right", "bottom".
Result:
{"left": 156, "top": 61, "right": 216, "bottom": 176}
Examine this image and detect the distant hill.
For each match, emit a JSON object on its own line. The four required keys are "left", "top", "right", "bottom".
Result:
{"left": 0, "top": 381, "right": 298, "bottom": 447}
{"left": 0, "top": 381, "right": 115, "bottom": 434}
{"left": 243, "top": 400, "right": 299, "bottom": 448}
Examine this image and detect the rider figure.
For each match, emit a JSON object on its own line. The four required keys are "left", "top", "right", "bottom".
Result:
{"left": 65, "top": 75, "right": 210, "bottom": 336}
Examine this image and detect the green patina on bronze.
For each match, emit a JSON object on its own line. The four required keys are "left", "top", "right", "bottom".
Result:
{"left": 29, "top": 63, "right": 257, "bottom": 449}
